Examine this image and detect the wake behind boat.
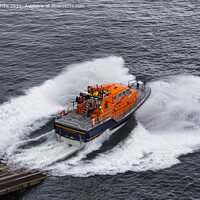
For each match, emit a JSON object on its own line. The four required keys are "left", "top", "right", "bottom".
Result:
{"left": 54, "top": 80, "right": 151, "bottom": 146}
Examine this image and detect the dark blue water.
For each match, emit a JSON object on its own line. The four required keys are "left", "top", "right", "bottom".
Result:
{"left": 0, "top": 0, "right": 200, "bottom": 199}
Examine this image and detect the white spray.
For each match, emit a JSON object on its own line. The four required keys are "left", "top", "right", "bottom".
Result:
{"left": 1, "top": 57, "right": 200, "bottom": 177}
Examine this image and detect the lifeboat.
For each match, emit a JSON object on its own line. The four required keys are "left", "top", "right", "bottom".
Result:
{"left": 54, "top": 80, "right": 151, "bottom": 146}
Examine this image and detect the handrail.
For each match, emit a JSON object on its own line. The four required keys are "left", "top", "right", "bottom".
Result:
{"left": 87, "top": 109, "right": 117, "bottom": 130}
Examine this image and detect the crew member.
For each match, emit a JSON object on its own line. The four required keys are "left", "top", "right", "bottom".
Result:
{"left": 98, "top": 106, "right": 104, "bottom": 122}
{"left": 76, "top": 96, "right": 80, "bottom": 104}
{"left": 137, "top": 82, "right": 139, "bottom": 89}
{"left": 80, "top": 96, "right": 85, "bottom": 104}
{"left": 93, "top": 90, "right": 98, "bottom": 96}
{"left": 90, "top": 86, "right": 94, "bottom": 95}
{"left": 103, "top": 87, "right": 107, "bottom": 94}
{"left": 88, "top": 86, "right": 91, "bottom": 94}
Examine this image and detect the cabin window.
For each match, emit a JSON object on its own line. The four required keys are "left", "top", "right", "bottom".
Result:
{"left": 113, "top": 95, "right": 116, "bottom": 101}
{"left": 126, "top": 88, "right": 131, "bottom": 95}
{"left": 118, "top": 92, "right": 122, "bottom": 98}
{"left": 122, "top": 90, "right": 125, "bottom": 96}
{"left": 105, "top": 102, "right": 108, "bottom": 109}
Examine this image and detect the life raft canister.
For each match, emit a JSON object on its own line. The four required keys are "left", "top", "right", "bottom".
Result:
{"left": 60, "top": 110, "right": 65, "bottom": 117}
{"left": 91, "top": 118, "right": 96, "bottom": 126}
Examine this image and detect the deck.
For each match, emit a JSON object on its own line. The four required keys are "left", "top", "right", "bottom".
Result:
{"left": 56, "top": 110, "right": 93, "bottom": 130}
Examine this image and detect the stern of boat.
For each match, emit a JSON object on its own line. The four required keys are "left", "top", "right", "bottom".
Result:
{"left": 54, "top": 121, "right": 89, "bottom": 146}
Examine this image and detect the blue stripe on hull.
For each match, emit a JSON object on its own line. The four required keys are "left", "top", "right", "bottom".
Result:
{"left": 110, "top": 112, "right": 134, "bottom": 131}
{"left": 87, "top": 114, "right": 134, "bottom": 141}
{"left": 54, "top": 114, "right": 133, "bottom": 143}
{"left": 88, "top": 119, "right": 116, "bottom": 139}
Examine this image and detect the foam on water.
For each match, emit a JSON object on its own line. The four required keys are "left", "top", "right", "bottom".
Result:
{"left": 0, "top": 56, "right": 132, "bottom": 156}
{"left": 47, "top": 75, "right": 200, "bottom": 177}
{"left": 1, "top": 56, "right": 200, "bottom": 177}
{"left": 6, "top": 131, "right": 81, "bottom": 169}
{"left": 6, "top": 128, "right": 113, "bottom": 170}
